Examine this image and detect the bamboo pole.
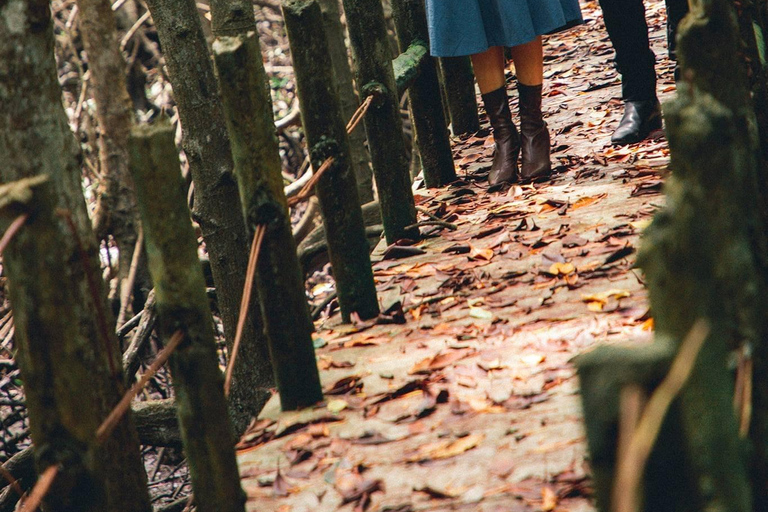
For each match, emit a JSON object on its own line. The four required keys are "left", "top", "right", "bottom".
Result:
{"left": 128, "top": 122, "right": 246, "bottom": 512}
{"left": 213, "top": 33, "right": 324, "bottom": 410}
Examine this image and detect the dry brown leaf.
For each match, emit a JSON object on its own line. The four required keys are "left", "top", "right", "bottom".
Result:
{"left": 572, "top": 193, "right": 606, "bottom": 209}
{"left": 548, "top": 262, "right": 575, "bottom": 275}
{"left": 409, "top": 349, "right": 472, "bottom": 374}
{"left": 468, "top": 244, "right": 495, "bottom": 261}
{"left": 642, "top": 317, "right": 655, "bottom": 331}
{"left": 541, "top": 485, "right": 558, "bottom": 511}
{"left": 410, "top": 433, "right": 485, "bottom": 461}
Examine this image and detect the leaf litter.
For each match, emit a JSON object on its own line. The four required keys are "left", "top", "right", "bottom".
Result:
{"left": 236, "top": 0, "right": 672, "bottom": 509}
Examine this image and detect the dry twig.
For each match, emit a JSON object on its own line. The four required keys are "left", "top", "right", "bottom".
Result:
{"left": 224, "top": 224, "right": 266, "bottom": 396}
{"left": 96, "top": 330, "right": 184, "bottom": 444}
{"left": 612, "top": 319, "right": 710, "bottom": 512}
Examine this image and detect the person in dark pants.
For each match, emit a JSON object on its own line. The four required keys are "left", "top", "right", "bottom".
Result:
{"left": 599, "top": 0, "right": 689, "bottom": 144}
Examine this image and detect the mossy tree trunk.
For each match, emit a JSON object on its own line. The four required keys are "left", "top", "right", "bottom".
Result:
{"left": 143, "top": 0, "right": 273, "bottom": 435}
{"left": 390, "top": 0, "right": 456, "bottom": 187}
{"left": 213, "top": 33, "right": 324, "bottom": 411}
{"left": 76, "top": 0, "right": 148, "bottom": 320}
{"left": 319, "top": 0, "right": 375, "bottom": 204}
{"left": 0, "top": 2, "right": 151, "bottom": 509}
{"left": 577, "top": 2, "right": 767, "bottom": 511}
{"left": 129, "top": 122, "right": 246, "bottom": 512}
{"left": 439, "top": 56, "right": 480, "bottom": 135}
{"left": 282, "top": 0, "right": 380, "bottom": 322}
{"left": 340, "top": 0, "right": 419, "bottom": 244}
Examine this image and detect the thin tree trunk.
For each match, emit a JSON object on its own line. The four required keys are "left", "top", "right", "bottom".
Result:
{"left": 0, "top": 2, "right": 151, "bottom": 508}
{"left": 341, "top": 0, "right": 419, "bottom": 244}
{"left": 439, "top": 56, "right": 480, "bottom": 135}
{"left": 128, "top": 122, "right": 246, "bottom": 512}
{"left": 319, "top": 0, "right": 375, "bottom": 204}
{"left": 282, "top": 0, "right": 380, "bottom": 322}
{"left": 143, "top": 0, "right": 273, "bottom": 435}
{"left": 390, "top": 0, "right": 455, "bottom": 187}
{"left": 76, "top": 0, "right": 147, "bottom": 321}
{"left": 213, "top": 33, "right": 324, "bottom": 411}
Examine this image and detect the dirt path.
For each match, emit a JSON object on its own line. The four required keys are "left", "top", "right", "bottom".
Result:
{"left": 237, "top": 1, "right": 674, "bottom": 510}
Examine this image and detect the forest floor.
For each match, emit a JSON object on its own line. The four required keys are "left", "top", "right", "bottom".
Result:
{"left": 235, "top": 1, "right": 676, "bottom": 511}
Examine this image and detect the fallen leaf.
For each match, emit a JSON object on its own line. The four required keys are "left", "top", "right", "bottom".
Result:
{"left": 273, "top": 465, "right": 293, "bottom": 497}
{"left": 630, "top": 219, "right": 652, "bottom": 230}
{"left": 469, "top": 306, "right": 494, "bottom": 319}
{"left": 541, "top": 485, "right": 558, "bottom": 511}
{"left": 468, "top": 244, "right": 494, "bottom": 261}
{"left": 642, "top": 317, "right": 654, "bottom": 331}
{"left": 327, "top": 399, "right": 348, "bottom": 413}
{"left": 410, "top": 433, "right": 484, "bottom": 461}
{"left": 520, "top": 354, "right": 546, "bottom": 366}
{"left": 324, "top": 375, "right": 363, "bottom": 395}
{"left": 562, "top": 234, "right": 588, "bottom": 247}
{"left": 414, "top": 485, "right": 457, "bottom": 499}
{"left": 572, "top": 193, "right": 606, "bottom": 209}
{"left": 548, "top": 262, "right": 575, "bottom": 275}
{"left": 410, "top": 349, "right": 473, "bottom": 374}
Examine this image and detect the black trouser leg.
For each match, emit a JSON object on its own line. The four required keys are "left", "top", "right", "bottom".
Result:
{"left": 665, "top": 0, "right": 689, "bottom": 61}
{"left": 598, "top": 0, "right": 657, "bottom": 101}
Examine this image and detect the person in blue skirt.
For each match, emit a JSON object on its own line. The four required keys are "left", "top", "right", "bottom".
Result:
{"left": 425, "top": 0, "right": 583, "bottom": 185}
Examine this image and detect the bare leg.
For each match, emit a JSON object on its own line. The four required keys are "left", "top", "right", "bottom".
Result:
{"left": 509, "top": 36, "right": 550, "bottom": 180}
{"left": 470, "top": 46, "right": 505, "bottom": 94}
{"left": 471, "top": 46, "right": 519, "bottom": 184}
{"left": 508, "top": 36, "right": 543, "bottom": 86}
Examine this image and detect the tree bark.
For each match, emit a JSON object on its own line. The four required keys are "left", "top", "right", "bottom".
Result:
{"left": 319, "top": 0, "right": 375, "bottom": 204}
{"left": 390, "top": 0, "right": 455, "bottom": 187}
{"left": 340, "top": 0, "right": 419, "bottom": 244}
{"left": 128, "top": 121, "right": 246, "bottom": 512}
{"left": 75, "top": 0, "right": 148, "bottom": 321}
{"left": 578, "top": 2, "right": 762, "bottom": 511}
{"left": 143, "top": 0, "right": 273, "bottom": 435}
{"left": 439, "top": 56, "right": 480, "bottom": 135}
{"left": 282, "top": 0, "right": 380, "bottom": 322}
{"left": 213, "top": 33, "right": 324, "bottom": 411}
{"left": 0, "top": 2, "right": 152, "bottom": 508}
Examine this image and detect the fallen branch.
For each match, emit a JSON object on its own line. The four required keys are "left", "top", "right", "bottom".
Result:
{"left": 97, "top": 330, "right": 184, "bottom": 444}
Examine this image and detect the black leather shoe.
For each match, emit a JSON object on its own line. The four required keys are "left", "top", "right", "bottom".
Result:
{"left": 611, "top": 99, "right": 663, "bottom": 145}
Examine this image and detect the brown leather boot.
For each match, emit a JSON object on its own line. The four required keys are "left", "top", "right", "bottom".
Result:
{"left": 481, "top": 87, "right": 520, "bottom": 185}
{"left": 518, "top": 83, "right": 551, "bottom": 182}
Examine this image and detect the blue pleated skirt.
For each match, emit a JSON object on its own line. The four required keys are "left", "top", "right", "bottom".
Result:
{"left": 425, "top": 0, "right": 584, "bottom": 57}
